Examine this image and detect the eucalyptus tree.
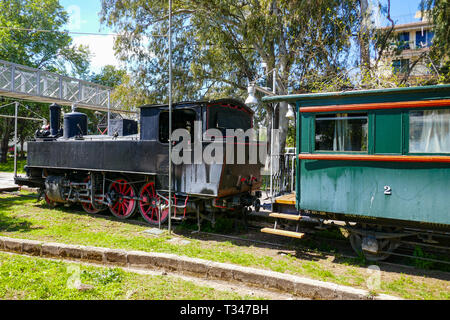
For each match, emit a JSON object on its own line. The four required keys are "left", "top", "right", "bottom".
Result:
{"left": 0, "top": 0, "right": 91, "bottom": 163}
{"left": 420, "top": 0, "right": 450, "bottom": 82}
{"left": 101, "top": 0, "right": 360, "bottom": 153}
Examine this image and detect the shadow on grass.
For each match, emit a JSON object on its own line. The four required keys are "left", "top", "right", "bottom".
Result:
{"left": 0, "top": 195, "right": 34, "bottom": 233}
{"left": 33, "top": 198, "right": 333, "bottom": 264}
{"left": 3, "top": 192, "right": 450, "bottom": 282}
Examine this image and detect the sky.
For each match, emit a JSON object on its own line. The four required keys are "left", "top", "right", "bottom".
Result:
{"left": 60, "top": 0, "right": 426, "bottom": 74}
{"left": 60, "top": 0, "right": 119, "bottom": 73}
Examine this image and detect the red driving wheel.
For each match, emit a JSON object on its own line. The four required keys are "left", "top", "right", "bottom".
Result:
{"left": 81, "top": 177, "right": 105, "bottom": 214}
{"left": 138, "top": 182, "right": 169, "bottom": 225}
{"left": 44, "top": 193, "right": 58, "bottom": 207}
{"left": 108, "top": 177, "right": 137, "bottom": 219}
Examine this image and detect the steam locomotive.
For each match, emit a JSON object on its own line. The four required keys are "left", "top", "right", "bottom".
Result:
{"left": 16, "top": 99, "right": 263, "bottom": 225}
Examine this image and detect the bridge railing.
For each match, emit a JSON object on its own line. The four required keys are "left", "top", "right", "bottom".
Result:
{"left": 0, "top": 59, "right": 132, "bottom": 113}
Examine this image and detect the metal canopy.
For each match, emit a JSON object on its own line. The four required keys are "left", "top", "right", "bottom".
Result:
{"left": 0, "top": 59, "right": 136, "bottom": 114}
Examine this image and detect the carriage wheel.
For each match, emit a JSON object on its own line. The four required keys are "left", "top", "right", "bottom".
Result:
{"left": 108, "top": 177, "right": 137, "bottom": 219}
{"left": 138, "top": 182, "right": 169, "bottom": 225}
{"left": 349, "top": 226, "right": 401, "bottom": 261}
{"left": 81, "top": 177, "right": 106, "bottom": 214}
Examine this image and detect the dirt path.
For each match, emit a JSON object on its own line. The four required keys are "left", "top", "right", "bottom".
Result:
{"left": 0, "top": 172, "right": 18, "bottom": 192}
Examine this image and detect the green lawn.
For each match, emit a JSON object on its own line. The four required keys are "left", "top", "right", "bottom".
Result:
{"left": 0, "top": 191, "right": 449, "bottom": 300}
{"left": 0, "top": 252, "right": 259, "bottom": 300}
{"left": 0, "top": 158, "right": 26, "bottom": 173}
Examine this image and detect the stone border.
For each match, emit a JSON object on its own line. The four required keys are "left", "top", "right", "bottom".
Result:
{"left": 0, "top": 236, "right": 400, "bottom": 300}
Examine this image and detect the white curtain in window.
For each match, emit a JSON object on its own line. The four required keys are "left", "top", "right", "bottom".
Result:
{"left": 333, "top": 118, "right": 350, "bottom": 151}
{"left": 417, "top": 109, "right": 450, "bottom": 153}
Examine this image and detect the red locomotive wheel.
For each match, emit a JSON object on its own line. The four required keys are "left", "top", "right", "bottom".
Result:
{"left": 81, "top": 177, "right": 106, "bottom": 214}
{"left": 44, "top": 193, "right": 58, "bottom": 207}
{"left": 108, "top": 178, "right": 137, "bottom": 219}
{"left": 138, "top": 182, "right": 169, "bottom": 225}
{"left": 82, "top": 201, "right": 102, "bottom": 214}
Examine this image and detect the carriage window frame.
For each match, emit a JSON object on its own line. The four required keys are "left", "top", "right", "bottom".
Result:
{"left": 406, "top": 106, "right": 450, "bottom": 156}
{"left": 312, "top": 112, "right": 370, "bottom": 154}
{"left": 158, "top": 107, "right": 198, "bottom": 144}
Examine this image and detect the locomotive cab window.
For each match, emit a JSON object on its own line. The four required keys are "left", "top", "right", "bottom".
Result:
{"left": 207, "top": 105, "right": 252, "bottom": 134}
{"left": 159, "top": 109, "right": 196, "bottom": 143}
{"left": 409, "top": 108, "right": 450, "bottom": 153}
{"left": 315, "top": 113, "right": 368, "bottom": 152}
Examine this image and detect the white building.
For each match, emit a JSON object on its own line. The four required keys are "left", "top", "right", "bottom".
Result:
{"left": 377, "top": 13, "right": 436, "bottom": 83}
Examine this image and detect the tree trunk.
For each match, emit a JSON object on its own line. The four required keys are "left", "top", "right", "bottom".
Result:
{"left": 359, "top": 0, "right": 371, "bottom": 73}
{"left": 0, "top": 118, "right": 13, "bottom": 163}
{"left": 277, "top": 101, "right": 288, "bottom": 154}
{"left": 20, "top": 139, "right": 25, "bottom": 159}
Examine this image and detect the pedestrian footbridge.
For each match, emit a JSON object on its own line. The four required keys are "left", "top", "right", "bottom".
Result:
{"left": 0, "top": 59, "right": 134, "bottom": 114}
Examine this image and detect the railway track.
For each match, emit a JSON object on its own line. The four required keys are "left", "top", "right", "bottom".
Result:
{"left": 3, "top": 190, "right": 450, "bottom": 270}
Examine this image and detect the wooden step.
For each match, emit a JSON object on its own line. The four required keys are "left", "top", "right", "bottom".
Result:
{"left": 269, "top": 213, "right": 302, "bottom": 221}
{"left": 274, "top": 192, "right": 296, "bottom": 205}
{"left": 261, "top": 228, "right": 305, "bottom": 239}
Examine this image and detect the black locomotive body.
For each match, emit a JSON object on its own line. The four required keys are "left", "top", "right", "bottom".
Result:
{"left": 17, "top": 99, "right": 263, "bottom": 225}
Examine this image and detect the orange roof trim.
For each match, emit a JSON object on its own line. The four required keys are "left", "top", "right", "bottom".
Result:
{"left": 300, "top": 99, "right": 450, "bottom": 113}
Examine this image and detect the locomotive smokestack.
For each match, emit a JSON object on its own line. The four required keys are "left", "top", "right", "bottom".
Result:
{"left": 49, "top": 103, "right": 61, "bottom": 136}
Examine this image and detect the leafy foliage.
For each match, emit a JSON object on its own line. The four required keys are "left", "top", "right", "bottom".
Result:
{"left": 101, "top": 0, "right": 360, "bottom": 100}
{"left": 89, "top": 65, "right": 126, "bottom": 88}
{"left": 0, "top": 0, "right": 92, "bottom": 162}
{"left": 0, "top": 0, "right": 90, "bottom": 76}
{"left": 420, "top": 0, "right": 450, "bottom": 82}
{"left": 100, "top": 0, "right": 361, "bottom": 152}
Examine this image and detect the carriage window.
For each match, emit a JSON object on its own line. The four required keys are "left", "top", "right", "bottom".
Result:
{"left": 409, "top": 109, "right": 450, "bottom": 153}
{"left": 315, "top": 113, "right": 368, "bottom": 152}
{"left": 159, "top": 109, "right": 196, "bottom": 143}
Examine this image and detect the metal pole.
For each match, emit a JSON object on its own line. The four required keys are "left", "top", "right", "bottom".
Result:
{"left": 14, "top": 101, "right": 18, "bottom": 178}
{"left": 270, "top": 69, "right": 276, "bottom": 203}
{"left": 168, "top": 0, "right": 173, "bottom": 235}
{"left": 107, "top": 90, "right": 111, "bottom": 135}
{"left": 291, "top": 155, "right": 295, "bottom": 192}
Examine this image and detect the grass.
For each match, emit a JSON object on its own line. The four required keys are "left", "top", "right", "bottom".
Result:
{"left": 0, "top": 252, "right": 259, "bottom": 300}
{"left": 0, "top": 191, "right": 449, "bottom": 300}
{"left": 0, "top": 157, "right": 26, "bottom": 174}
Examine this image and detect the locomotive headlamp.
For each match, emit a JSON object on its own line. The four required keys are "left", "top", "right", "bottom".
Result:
{"left": 245, "top": 85, "right": 258, "bottom": 105}
{"left": 286, "top": 104, "right": 295, "bottom": 119}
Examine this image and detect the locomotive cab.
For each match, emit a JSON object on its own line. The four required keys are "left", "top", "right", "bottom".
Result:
{"left": 139, "top": 99, "right": 263, "bottom": 204}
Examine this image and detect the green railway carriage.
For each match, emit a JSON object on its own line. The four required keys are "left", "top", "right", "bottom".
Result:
{"left": 262, "top": 85, "right": 450, "bottom": 260}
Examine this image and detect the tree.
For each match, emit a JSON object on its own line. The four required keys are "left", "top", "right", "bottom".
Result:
{"left": 100, "top": 0, "right": 360, "bottom": 153}
{"left": 89, "top": 65, "right": 149, "bottom": 111}
{"left": 0, "top": 0, "right": 91, "bottom": 162}
{"left": 89, "top": 65, "right": 126, "bottom": 87}
{"left": 421, "top": 0, "right": 450, "bottom": 83}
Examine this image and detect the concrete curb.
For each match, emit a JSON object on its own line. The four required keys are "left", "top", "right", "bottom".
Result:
{"left": 0, "top": 236, "right": 400, "bottom": 300}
